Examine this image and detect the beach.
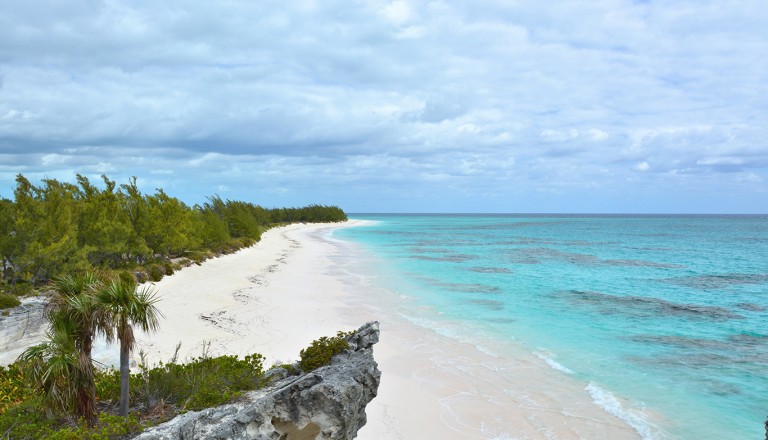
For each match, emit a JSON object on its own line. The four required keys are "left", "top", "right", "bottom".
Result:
{"left": 131, "top": 220, "right": 646, "bottom": 439}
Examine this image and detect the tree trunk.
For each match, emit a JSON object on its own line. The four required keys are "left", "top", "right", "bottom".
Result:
{"left": 78, "top": 336, "right": 96, "bottom": 425}
{"left": 81, "top": 333, "right": 96, "bottom": 424}
{"left": 119, "top": 342, "right": 130, "bottom": 416}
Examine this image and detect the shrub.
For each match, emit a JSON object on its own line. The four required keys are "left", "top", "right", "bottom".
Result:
{"left": 186, "top": 251, "right": 207, "bottom": 265}
{"left": 147, "top": 264, "right": 164, "bottom": 282}
{"left": 298, "top": 331, "right": 352, "bottom": 372}
{"left": 117, "top": 271, "right": 136, "bottom": 285}
{"left": 163, "top": 263, "right": 174, "bottom": 276}
{"left": 0, "top": 395, "right": 57, "bottom": 439}
{"left": 271, "top": 363, "right": 300, "bottom": 376}
{"left": 0, "top": 363, "right": 34, "bottom": 413}
{"left": 4, "top": 283, "right": 33, "bottom": 297}
{"left": 0, "top": 293, "right": 21, "bottom": 310}
{"left": 96, "top": 352, "right": 266, "bottom": 412}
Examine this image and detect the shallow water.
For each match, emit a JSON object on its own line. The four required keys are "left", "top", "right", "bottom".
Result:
{"left": 335, "top": 214, "right": 768, "bottom": 439}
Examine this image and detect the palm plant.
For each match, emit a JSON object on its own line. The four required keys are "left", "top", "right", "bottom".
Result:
{"left": 46, "top": 272, "right": 112, "bottom": 423}
{"left": 17, "top": 318, "right": 89, "bottom": 418}
{"left": 18, "top": 272, "right": 109, "bottom": 423}
{"left": 97, "top": 278, "right": 163, "bottom": 416}
{"left": 48, "top": 272, "right": 109, "bottom": 356}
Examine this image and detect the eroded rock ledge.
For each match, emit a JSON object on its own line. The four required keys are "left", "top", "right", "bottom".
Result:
{"left": 0, "top": 296, "right": 48, "bottom": 365}
{"left": 134, "top": 321, "right": 381, "bottom": 440}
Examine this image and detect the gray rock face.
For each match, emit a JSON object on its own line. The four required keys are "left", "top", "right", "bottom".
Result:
{"left": 0, "top": 296, "right": 48, "bottom": 365}
{"left": 134, "top": 321, "right": 381, "bottom": 440}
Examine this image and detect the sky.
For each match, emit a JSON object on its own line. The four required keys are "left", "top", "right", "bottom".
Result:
{"left": 1, "top": 0, "right": 767, "bottom": 213}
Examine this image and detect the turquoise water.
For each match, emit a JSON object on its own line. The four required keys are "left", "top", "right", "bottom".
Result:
{"left": 335, "top": 214, "right": 768, "bottom": 439}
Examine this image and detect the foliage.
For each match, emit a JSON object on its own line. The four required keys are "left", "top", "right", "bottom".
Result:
{"left": 0, "top": 292, "right": 21, "bottom": 309}
{"left": 1, "top": 173, "right": 347, "bottom": 288}
{"left": 0, "top": 395, "right": 59, "bottom": 439}
{"left": 16, "top": 319, "right": 87, "bottom": 418}
{"left": 95, "top": 277, "right": 163, "bottom": 416}
{"left": 2, "top": 349, "right": 265, "bottom": 439}
{"left": 0, "top": 394, "right": 146, "bottom": 440}
{"left": 0, "top": 363, "right": 35, "bottom": 413}
{"left": 96, "top": 352, "right": 265, "bottom": 411}
{"left": 45, "top": 413, "right": 145, "bottom": 440}
{"left": 0, "top": 327, "right": 357, "bottom": 438}
{"left": 298, "top": 331, "right": 352, "bottom": 372}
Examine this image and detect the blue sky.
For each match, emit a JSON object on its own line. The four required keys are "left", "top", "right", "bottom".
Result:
{"left": 1, "top": 0, "right": 766, "bottom": 213}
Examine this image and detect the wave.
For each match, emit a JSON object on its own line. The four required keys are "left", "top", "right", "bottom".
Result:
{"left": 586, "top": 383, "right": 660, "bottom": 440}
{"left": 534, "top": 351, "right": 574, "bottom": 375}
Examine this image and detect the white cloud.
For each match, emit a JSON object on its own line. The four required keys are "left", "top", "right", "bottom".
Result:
{"left": 380, "top": 1, "right": 415, "bottom": 26}
{"left": 0, "top": 0, "right": 766, "bottom": 212}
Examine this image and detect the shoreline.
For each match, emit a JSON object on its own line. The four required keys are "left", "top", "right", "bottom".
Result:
{"left": 130, "top": 220, "right": 650, "bottom": 439}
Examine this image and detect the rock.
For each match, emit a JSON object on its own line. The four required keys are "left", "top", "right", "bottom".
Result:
{"left": 134, "top": 321, "right": 381, "bottom": 440}
{"left": 263, "top": 367, "right": 289, "bottom": 385}
{"left": 0, "top": 296, "right": 48, "bottom": 365}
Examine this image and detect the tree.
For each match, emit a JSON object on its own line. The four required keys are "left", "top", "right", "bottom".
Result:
{"left": 96, "top": 278, "right": 162, "bottom": 416}
{"left": 17, "top": 318, "right": 90, "bottom": 419}
{"left": 74, "top": 175, "right": 134, "bottom": 268}
{"left": 143, "top": 189, "right": 196, "bottom": 256}
{"left": 47, "top": 272, "right": 112, "bottom": 423}
{"left": 0, "top": 198, "right": 16, "bottom": 282}
{"left": 12, "top": 176, "right": 84, "bottom": 284}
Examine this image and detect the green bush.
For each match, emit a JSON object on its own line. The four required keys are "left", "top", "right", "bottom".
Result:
{"left": 117, "top": 270, "right": 136, "bottom": 285}
{"left": 163, "top": 263, "right": 174, "bottom": 276}
{"left": 271, "top": 363, "right": 300, "bottom": 376}
{"left": 0, "top": 293, "right": 21, "bottom": 309}
{"left": 185, "top": 251, "right": 208, "bottom": 265}
{"left": 3, "top": 283, "right": 33, "bottom": 297}
{"left": 0, "top": 363, "right": 35, "bottom": 413}
{"left": 44, "top": 413, "right": 144, "bottom": 440}
{"left": 0, "top": 396, "right": 58, "bottom": 439}
{"left": 298, "top": 332, "right": 351, "bottom": 372}
{"left": 96, "top": 352, "right": 265, "bottom": 411}
{"left": 147, "top": 264, "right": 164, "bottom": 282}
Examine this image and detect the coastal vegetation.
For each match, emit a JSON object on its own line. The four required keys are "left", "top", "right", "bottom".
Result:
{"left": 1, "top": 326, "right": 352, "bottom": 439}
{"left": 0, "top": 173, "right": 347, "bottom": 293}
{"left": 0, "top": 174, "right": 352, "bottom": 438}
{"left": 298, "top": 331, "right": 352, "bottom": 372}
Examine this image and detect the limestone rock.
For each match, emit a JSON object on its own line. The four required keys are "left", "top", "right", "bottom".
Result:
{"left": 134, "top": 321, "right": 381, "bottom": 440}
{"left": 0, "top": 296, "right": 48, "bottom": 365}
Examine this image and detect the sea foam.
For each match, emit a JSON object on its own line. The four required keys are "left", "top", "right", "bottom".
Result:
{"left": 586, "top": 383, "right": 659, "bottom": 440}
{"left": 534, "top": 351, "right": 574, "bottom": 375}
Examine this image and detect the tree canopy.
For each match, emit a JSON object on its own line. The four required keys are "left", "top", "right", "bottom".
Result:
{"left": 1, "top": 174, "right": 347, "bottom": 287}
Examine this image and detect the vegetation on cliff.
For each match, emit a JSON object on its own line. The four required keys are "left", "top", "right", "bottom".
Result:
{"left": 1, "top": 327, "right": 353, "bottom": 439}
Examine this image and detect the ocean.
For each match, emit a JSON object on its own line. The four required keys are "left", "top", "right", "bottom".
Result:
{"left": 333, "top": 214, "right": 768, "bottom": 439}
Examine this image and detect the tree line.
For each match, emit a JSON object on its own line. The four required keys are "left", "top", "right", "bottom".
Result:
{"left": 0, "top": 174, "right": 347, "bottom": 288}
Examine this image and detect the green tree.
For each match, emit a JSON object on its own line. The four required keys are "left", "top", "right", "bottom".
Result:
{"left": 195, "top": 206, "right": 230, "bottom": 248}
{"left": 17, "top": 319, "right": 90, "bottom": 419}
{"left": 12, "top": 176, "right": 85, "bottom": 284}
{"left": 74, "top": 175, "right": 135, "bottom": 268}
{"left": 47, "top": 272, "right": 112, "bottom": 423}
{"left": 96, "top": 278, "right": 162, "bottom": 416}
{"left": 0, "top": 198, "right": 16, "bottom": 282}
{"left": 143, "top": 189, "right": 196, "bottom": 256}
{"left": 117, "top": 177, "right": 151, "bottom": 263}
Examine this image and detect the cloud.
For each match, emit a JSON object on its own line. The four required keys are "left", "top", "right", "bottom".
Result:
{"left": 0, "top": 0, "right": 766, "bottom": 212}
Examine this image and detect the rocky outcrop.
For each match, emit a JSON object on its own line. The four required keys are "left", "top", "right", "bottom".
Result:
{"left": 134, "top": 321, "right": 381, "bottom": 440}
{"left": 0, "top": 296, "right": 48, "bottom": 365}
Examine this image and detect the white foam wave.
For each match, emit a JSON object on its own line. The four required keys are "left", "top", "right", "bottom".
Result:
{"left": 586, "top": 383, "right": 659, "bottom": 440}
{"left": 534, "top": 351, "right": 574, "bottom": 375}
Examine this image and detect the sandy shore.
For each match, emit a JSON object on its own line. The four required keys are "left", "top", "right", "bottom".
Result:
{"left": 130, "top": 221, "right": 646, "bottom": 439}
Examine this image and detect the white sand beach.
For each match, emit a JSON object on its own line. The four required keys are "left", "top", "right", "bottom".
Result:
{"left": 128, "top": 220, "right": 648, "bottom": 439}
